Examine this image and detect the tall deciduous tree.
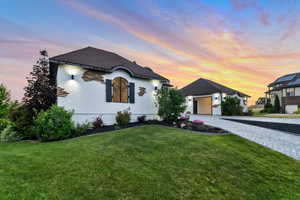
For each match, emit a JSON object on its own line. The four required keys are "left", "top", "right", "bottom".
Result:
{"left": 23, "top": 50, "right": 56, "bottom": 113}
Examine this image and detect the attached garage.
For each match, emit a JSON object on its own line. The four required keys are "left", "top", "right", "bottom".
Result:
{"left": 285, "top": 105, "right": 298, "bottom": 114}
{"left": 181, "top": 78, "right": 250, "bottom": 116}
{"left": 193, "top": 97, "right": 212, "bottom": 115}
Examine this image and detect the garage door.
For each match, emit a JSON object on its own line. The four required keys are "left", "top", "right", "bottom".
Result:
{"left": 196, "top": 97, "right": 212, "bottom": 115}
{"left": 285, "top": 105, "right": 298, "bottom": 114}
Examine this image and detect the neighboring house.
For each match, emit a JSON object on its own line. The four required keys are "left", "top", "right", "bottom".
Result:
{"left": 49, "top": 47, "right": 170, "bottom": 125}
{"left": 180, "top": 78, "right": 250, "bottom": 115}
{"left": 248, "top": 97, "right": 268, "bottom": 112}
{"left": 265, "top": 72, "right": 300, "bottom": 113}
{"left": 255, "top": 97, "right": 268, "bottom": 105}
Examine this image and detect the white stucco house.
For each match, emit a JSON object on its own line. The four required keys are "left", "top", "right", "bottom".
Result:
{"left": 180, "top": 78, "right": 250, "bottom": 115}
{"left": 49, "top": 47, "right": 171, "bottom": 125}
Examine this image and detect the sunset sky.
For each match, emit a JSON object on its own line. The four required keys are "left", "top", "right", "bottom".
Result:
{"left": 1, "top": 0, "right": 300, "bottom": 105}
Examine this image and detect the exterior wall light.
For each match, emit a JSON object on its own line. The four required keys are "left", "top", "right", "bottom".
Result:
{"left": 71, "top": 75, "right": 75, "bottom": 80}
{"left": 154, "top": 86, "right": 158, "bottom": 90}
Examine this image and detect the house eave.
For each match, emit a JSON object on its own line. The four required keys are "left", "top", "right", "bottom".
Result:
{"left": 49, "top": 59, "right": 168, "bottom": 82}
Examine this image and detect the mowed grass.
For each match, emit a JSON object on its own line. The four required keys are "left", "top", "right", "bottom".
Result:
{"left": 0, "top": 125, "right": 299, "bottom": 200}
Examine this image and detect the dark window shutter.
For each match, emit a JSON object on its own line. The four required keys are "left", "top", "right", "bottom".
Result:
{"left": 129, "top": 82, "right": 135, "bottom": 103}
{"left": 193, "top": 100, "right": 197, "bottom": 114}
{"left": 106, "top": 79, "right": 112, "bottom": 102}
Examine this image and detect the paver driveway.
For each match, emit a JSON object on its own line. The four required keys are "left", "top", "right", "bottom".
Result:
{"left": 189, "top": 115, "right": 300, "bottom": 161}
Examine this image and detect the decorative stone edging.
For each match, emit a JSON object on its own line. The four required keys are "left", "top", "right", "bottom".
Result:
{"left": 138, "top": 87, "right": 146, "bottom": 96}
{"left": 82, "top": 70, "right": 105, "bottom": 83}
{"left": 57, "top": 87, "right": 69, "bottom": 97}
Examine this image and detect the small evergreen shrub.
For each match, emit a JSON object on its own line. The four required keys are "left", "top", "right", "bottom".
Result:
{"left": 8, "top": 104, "right": 34, "bottom": 139}
{"left": 221, "top": 97, "right": 243, "bottom": 116}
{"left": 33, "top": 105, "right": 75, "bottom": 141}
{"left": 137, "top": 115, "right": 146, "bottom": 123}
{"left": 0, "top": 125, "right": 21, "bottom": 142}
{"left": 260, "top": 102, "right": 274, "bottom": 113}
{"left": 274, "top": 95, "right": 281, "bottom": 113}
{"left": 74, "top": 122, "right": 91, "bottom": 136}
{"left": 92, "top": 116, "right": 104, "bottom": 128}
{"left": 116, "top": 111, "right": 131, "bottom": 126}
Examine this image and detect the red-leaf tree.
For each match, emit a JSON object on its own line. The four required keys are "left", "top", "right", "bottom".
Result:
{"left": 23, "top": 50, "right": 56, "bottom": 114}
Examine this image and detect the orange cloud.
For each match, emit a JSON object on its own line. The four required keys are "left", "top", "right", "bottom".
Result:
{"left": 60, "top": 0, "right": 300, "bottom": 105}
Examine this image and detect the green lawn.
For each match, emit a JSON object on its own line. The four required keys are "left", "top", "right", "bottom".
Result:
{"left": 0, "top": 125, "right": 299, "bottom": 200}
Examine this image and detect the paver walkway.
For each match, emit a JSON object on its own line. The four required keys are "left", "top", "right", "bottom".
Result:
{"left": 189, "top": 115, "right": 300, "bottom": 161}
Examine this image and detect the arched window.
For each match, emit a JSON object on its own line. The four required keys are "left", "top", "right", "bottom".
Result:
{"left": 112, "top": 77, "right": 128, "bottom": 103}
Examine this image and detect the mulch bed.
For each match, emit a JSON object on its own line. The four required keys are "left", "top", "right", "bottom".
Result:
{"left": 85, "top": 120, "right": 228, "bottom": 136}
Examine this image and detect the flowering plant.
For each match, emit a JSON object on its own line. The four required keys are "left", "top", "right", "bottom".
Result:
{"left": 192, "top": 120, "right": 204, "bottom": 124}
{"left": 179, "top": 116, "right": 189, "bottom": 120}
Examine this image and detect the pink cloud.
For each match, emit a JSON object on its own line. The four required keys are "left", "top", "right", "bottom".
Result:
{"left": 230, "top": 0, "right": 257, "bottom": 10}
{"left": 258, "top": 12, "right": 270, "bottom": 26}
{"left": 280, "top": 16, "right": 300, "bottom": 41}
{"left": 0, "top": 18, "right": 77, "bottom": 100}
{"left": 230, "top": 0, "right": 271, "bottom": 26}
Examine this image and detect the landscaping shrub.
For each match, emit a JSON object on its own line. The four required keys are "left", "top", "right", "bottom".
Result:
{"left": 0, "top": 84, "right": 13, "bottom": 133}
{"left": 221, "top": 97, "right": 243, "bottom": 116}
{"left": 92, "top": 116, "right": 104, "bottom": 128}
{"left": 0, "top": 83, "right": 11, "bottom": 119}
{"left": 192, "top": 120, "right": 204, "bottom": 125}
{"left": 137, "top": 115, "right": 146, "bottom": 123}
{"left": 274, "top": 95, "right": 281, "bottom": 113}
{"left": 155, "top": 88, "right": 186, "bottom": 122}
{"left": 114, "top": 124, "right": 121, "bottom": 130}
{"left": 0, "top": 118, "right": 13, "bottom": 133}
{"left": 294, "top": 108, "right": 300, "bottom": 114}
{"left": 0, "top": 125, "right": 21, "bottom": 142}
{"left": 33, "top": 105, "right": 75, "bottom": 141}
{"left": 8, "top": 104, "right": 34, "bottom": 139}
{"left": 116, "top": 111, "right": 131, "bottom": 126}
{"left": 260, "top": 102, "right": 274, "bottom": 113}
{"left": 74, "top": 122, "right": 91, "bottom": 136}
{"left": 179, "top": 116, "right": 189, "bottom": 121}
{"left": 189, "top": 120, "right": 205, "bottom": 130}
{"left": 244, "top": 109, "right": 254, "bottom": 116}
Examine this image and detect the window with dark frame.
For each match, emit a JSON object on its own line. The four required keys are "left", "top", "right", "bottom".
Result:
{"left": 286, "top": 88, "right": 295, "bottom": 96}
{"left": 112, "top": 77, "right": 129, "bottom": 103}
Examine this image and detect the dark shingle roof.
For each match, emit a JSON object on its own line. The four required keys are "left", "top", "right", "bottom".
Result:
{"left": 180, "top": 78, "right": 250, "bottom": 97}
{"left": 50, "top": 47, "right": 168, "bottom": 81}
{"left": 268, "top": 72, "right": 300, "bottom": 88}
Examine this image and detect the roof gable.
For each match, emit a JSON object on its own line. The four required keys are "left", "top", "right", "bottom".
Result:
{"left": 50, "top": 47, "right": 168, "bottom": 81}
{"left": 180, "top": 78, "right": 250, "bottom": 97}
